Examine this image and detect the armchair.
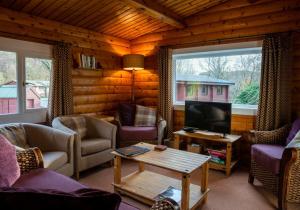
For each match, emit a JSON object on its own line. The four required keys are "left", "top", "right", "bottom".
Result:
{"left": 114, "top": 103, "right": 167, "bottom": 147}
{"left": 0, "top": 123, "right": 74, "bottom": 177}
{"left": 248, "top": 121, "right": 300, "bottom": 210}
{"left": 52, "top": 115, "right": 117, "bottom": 179}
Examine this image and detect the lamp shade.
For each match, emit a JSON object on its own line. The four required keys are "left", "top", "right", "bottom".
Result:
{"left": 123, "top": 54, "right": 144, "bottom": 70}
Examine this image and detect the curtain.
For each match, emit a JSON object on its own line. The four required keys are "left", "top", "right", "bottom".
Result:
{"left": 47, "top": 42, "right": 73, "bottom": 123}
{"left": 256, "top": 33, "right": 292, "bottom": 131}
{"left": 158, "top": 47, "right": 173, "bottom": 139}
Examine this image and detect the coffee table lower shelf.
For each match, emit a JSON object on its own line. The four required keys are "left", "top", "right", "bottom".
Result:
{"left": 113, "top": 170, "right": 209, "bottom": 210}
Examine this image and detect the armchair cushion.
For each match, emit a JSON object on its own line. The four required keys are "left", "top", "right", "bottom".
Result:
{"left": 119, "top": 103, "right": 136, "bottom": 126}
{"left": 0, "top": 124, "right": 29, "bottom": 148}
{"left": 134, "top": 105, "right": 157, "bottom": 127}
{"left": 0, "top": 135, "right": 20, "bottom": 187}
{"left": 119, "top": 126, "right": 157, "bottom": 142}
{"left": 286, "top": 118, "right": 300, "bottom": 145}
{"left": 59, "top": 116, "right": 87, "bottom": 139}
{"left": 81, "top": 138, "right": 111, "bottom": 156}
{"left": 43, "top": 152, "right": 68, "bottom": 171}
{"left": 251, "top": 144, "right": 285, "bottom": 174}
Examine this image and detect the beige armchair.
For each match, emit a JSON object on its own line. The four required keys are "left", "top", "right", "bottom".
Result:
{"left": 0, "top": 123, "right": 74, "bottom": 177}
{"left": 52, "top": 115, "right": 117, "bottom": 179}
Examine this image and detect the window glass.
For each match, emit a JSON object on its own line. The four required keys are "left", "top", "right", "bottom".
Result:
{"left": 174, "top": 47, "right": 262, "bottom": 105}
{"left": 25, "top": 57, "right": 52, "bottom": 109}
{"left": 0, "top": 51, "right": 17, "bottom": 114}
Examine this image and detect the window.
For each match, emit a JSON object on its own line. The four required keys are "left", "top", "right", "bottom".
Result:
{"left": 216, "top": 86, "right": 223, "bottom": 95}
{"left": 0, "top": 36, "right": 52, "bottom": 121}
{"left": 0, "top": 51, "right": 17, "bottom": 114}
{"left": 25, "top": 57, "right": 52, "bottom": 109}
{"left": 173, "top": 41, "right": 262, "bottom": 107}
{"left": 201, "top": 85, "right": 208, "bottom": 96}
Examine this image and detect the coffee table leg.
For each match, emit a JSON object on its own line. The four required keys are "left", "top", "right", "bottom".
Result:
{"left": 181, "top": 174, "right": 190, "bottom": 210}
{"left": 201, "top": 162, "right": 209, "bottom": 203}
{"left": 114, "top": 156, "right": 122, "bottom": 191}
{"left": 174, "top": 134, "right": 180, "bottom": 149}
{"left": 138, "top": 162, "right": 145, "bottom": 172}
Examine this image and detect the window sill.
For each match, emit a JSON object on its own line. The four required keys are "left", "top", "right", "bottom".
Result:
{"left": 173, "top": 103, "right": 257, "bottom": 116}
{"left": 0, "top": 109, "right": 48, "bottom": 124}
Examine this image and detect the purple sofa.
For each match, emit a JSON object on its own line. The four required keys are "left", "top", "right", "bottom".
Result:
{"left": 115, "top": 103, "right": 166, "bottom": 147}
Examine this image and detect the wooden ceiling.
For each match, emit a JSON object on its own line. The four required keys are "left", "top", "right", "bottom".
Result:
{"left": 0, "top": 0, "right": 228, "bottom": 40}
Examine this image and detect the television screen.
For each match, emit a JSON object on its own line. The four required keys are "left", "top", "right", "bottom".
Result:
{"left": 184, "top": 101, "right": 232, "bottom": 134}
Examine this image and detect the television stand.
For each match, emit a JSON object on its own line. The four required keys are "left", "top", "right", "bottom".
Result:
{"left": 173, "top": 130, "right": 242, "bottom": 176}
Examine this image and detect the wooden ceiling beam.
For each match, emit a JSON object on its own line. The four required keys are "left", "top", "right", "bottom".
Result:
{"left": 119, "top": 0, "right": 185, "bottom": 29}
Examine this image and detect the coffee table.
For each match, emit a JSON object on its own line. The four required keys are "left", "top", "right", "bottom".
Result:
{"left": 112, "top": 142, "right": 211, "bottom": 210}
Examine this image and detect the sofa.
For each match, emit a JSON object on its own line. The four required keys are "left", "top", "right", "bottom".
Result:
{"left": 0, "top": 123, "right": 74, "bottom": 177}
{"left": 52, "top": 115, "right": 117, "bottom": 179}
{"left": 115, "top": 103, "right": 167, "bottom": 147}
{"left": 0, "top": 141, "right": 138, "bottom": 210}
{"left": 248, "top": 120, "right": 300, "bottom": 210}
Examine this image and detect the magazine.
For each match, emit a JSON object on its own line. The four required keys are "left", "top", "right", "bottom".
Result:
{"left": 154, "top": 186, "right": 181, "bottom": 203}
{"left": 115, "top": 145, "right": 150, "bottom": 157}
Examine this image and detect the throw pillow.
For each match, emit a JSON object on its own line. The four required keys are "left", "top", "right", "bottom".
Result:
{"left": 59, "top": 116, "right": 87, "bottom": 139}
{"left": 134, "top": 105, "right": 157, "bottom": 127}
{"left": 286, "top": 118, "right": 300, "bottom": 145}
{"left": 0, "top": 187, "right": 121, "bottom": 210}
{"left": 0, "top": 124, "right": 29, "bottom": 149}
{"left": 119, "top": 103, "right": 136, "bottom": 126}
{"left": 0, "top": 134, "right": 20, "bottom": 187}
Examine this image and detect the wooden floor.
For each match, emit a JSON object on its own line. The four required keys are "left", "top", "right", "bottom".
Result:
{"left": 79, "top": 160, "right": 300, "bottom": 210}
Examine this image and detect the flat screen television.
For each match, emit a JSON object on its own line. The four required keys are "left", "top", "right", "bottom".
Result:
{"left": 184, "top": 101, "right": 232, "bottom": 135}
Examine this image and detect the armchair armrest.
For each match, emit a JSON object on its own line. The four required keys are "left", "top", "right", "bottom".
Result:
{"left": 85, "top": 116, "right": 117, "bottom": 149}
{"left": 16, "top": 147, "right": 44, "bottom": 174}
{"left": 157, "top": 114, "right": 167, "bottom": 145}
{"left": 251, "top": 125, "right": 290, "bottom": 145}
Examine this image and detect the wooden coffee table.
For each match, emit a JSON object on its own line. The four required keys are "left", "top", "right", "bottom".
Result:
{"left": 112, "top": 142, "right": 211, "bottom": 210}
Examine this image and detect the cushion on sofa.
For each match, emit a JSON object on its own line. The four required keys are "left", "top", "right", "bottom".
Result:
{"left": 0, "top": 124, "right": 29, "bottom": 149}
{"left": 251, "top": 144, "right": 285, "bottom": 174}
{"left": 81, "top": 138, "right": 111, "bottom": 156}
{"left": 119, "top": 126, "right": 157, "bottom": 142}
{"left": 43, "top": 152, "right": 68, "bottom": 171}
{"left": 119, "top": 103, "right": 136, "bottom": 126}
{"left": 0, "top": 187, "right": 121, "bottom": 210}
{"left": 286, "top": 118, "right": 300, "bottom": 145}
{"left": 59, "top": 116, "right": 87, "bottom": 139}
{"left": 134, "top": 105, "right": 157, "bottom": 127}
{"left": 0, "top": 135, "right": 20, "bottom": 187}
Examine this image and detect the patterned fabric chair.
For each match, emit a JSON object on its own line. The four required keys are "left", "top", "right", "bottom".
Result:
{"left": 52, "top": 115, "right": 117, "bottom": 179}
{"left": 114, "top": 103, "right": 167, "bottom": 148}
{"left": 248, "top": 120, "right": 300, "bottom": 210}
{"left": 0, "top": 123, "right": 74, "bottom": 177}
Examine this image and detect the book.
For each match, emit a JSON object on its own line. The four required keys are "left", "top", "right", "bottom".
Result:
{"left": 115, "top": 145, "right": 150, "bottom": 157}
{"left": 154, "top": 186, "right": 181, "bottom": 203}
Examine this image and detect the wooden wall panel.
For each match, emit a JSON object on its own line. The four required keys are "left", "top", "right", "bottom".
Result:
{"left": 72, "top": 47, "right": 132, "bottom": 115}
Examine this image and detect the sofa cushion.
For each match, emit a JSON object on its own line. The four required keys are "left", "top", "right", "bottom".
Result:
{"left": 134, "top": 105, "right": 157, "bottom": 127}
{"left": 0, "top": 124, "right": 29, "bottom": 149}
{"left": 81, "top": 139, "right": 111, "bottom": 156}
{"left": 286, "top": 118, "right": 300, "bottom": 145}
{"left": 119, "top": 103, "right": 136, "bottom": 126}
{"left": 59, "top": 116, "right": 87, "bottom": 139}
{"left": 251, "top": 144, "right": 285, "bottom": 174}
{"left": 13, "top": 168, "right": 85, "bottom": 191}
{"left": 0, "top": 187, "right": 121, "bottom": 210}
{"left": 0, "top": 135, "right": 20, "bottom": 187}
{"left": 119, "top": 126, "right": 157, "bottom": 142}
{"left": 43, "top": 152, "right": 68, "bottom": 171}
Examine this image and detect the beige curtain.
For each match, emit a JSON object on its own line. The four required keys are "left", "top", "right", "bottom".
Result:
{"left": 47, "top": 42, "right": 73, "bottom": 123}
{"left": 256, "top": 33, "right": 292, "bottom": 131}
{"left": 158, "top": 47, "right": 173, "bottom": 139}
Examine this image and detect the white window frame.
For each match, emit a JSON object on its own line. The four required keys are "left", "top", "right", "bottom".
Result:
{"left": 172, "top": 41, "right": 262, "bottom": 116}
{"left": 0, "top": 37, "right": 53, "bottom": 124}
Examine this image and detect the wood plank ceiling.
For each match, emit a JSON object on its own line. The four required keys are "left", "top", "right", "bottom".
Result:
{"left": 0, "top": 0, "right": 228, "bottom": 40}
